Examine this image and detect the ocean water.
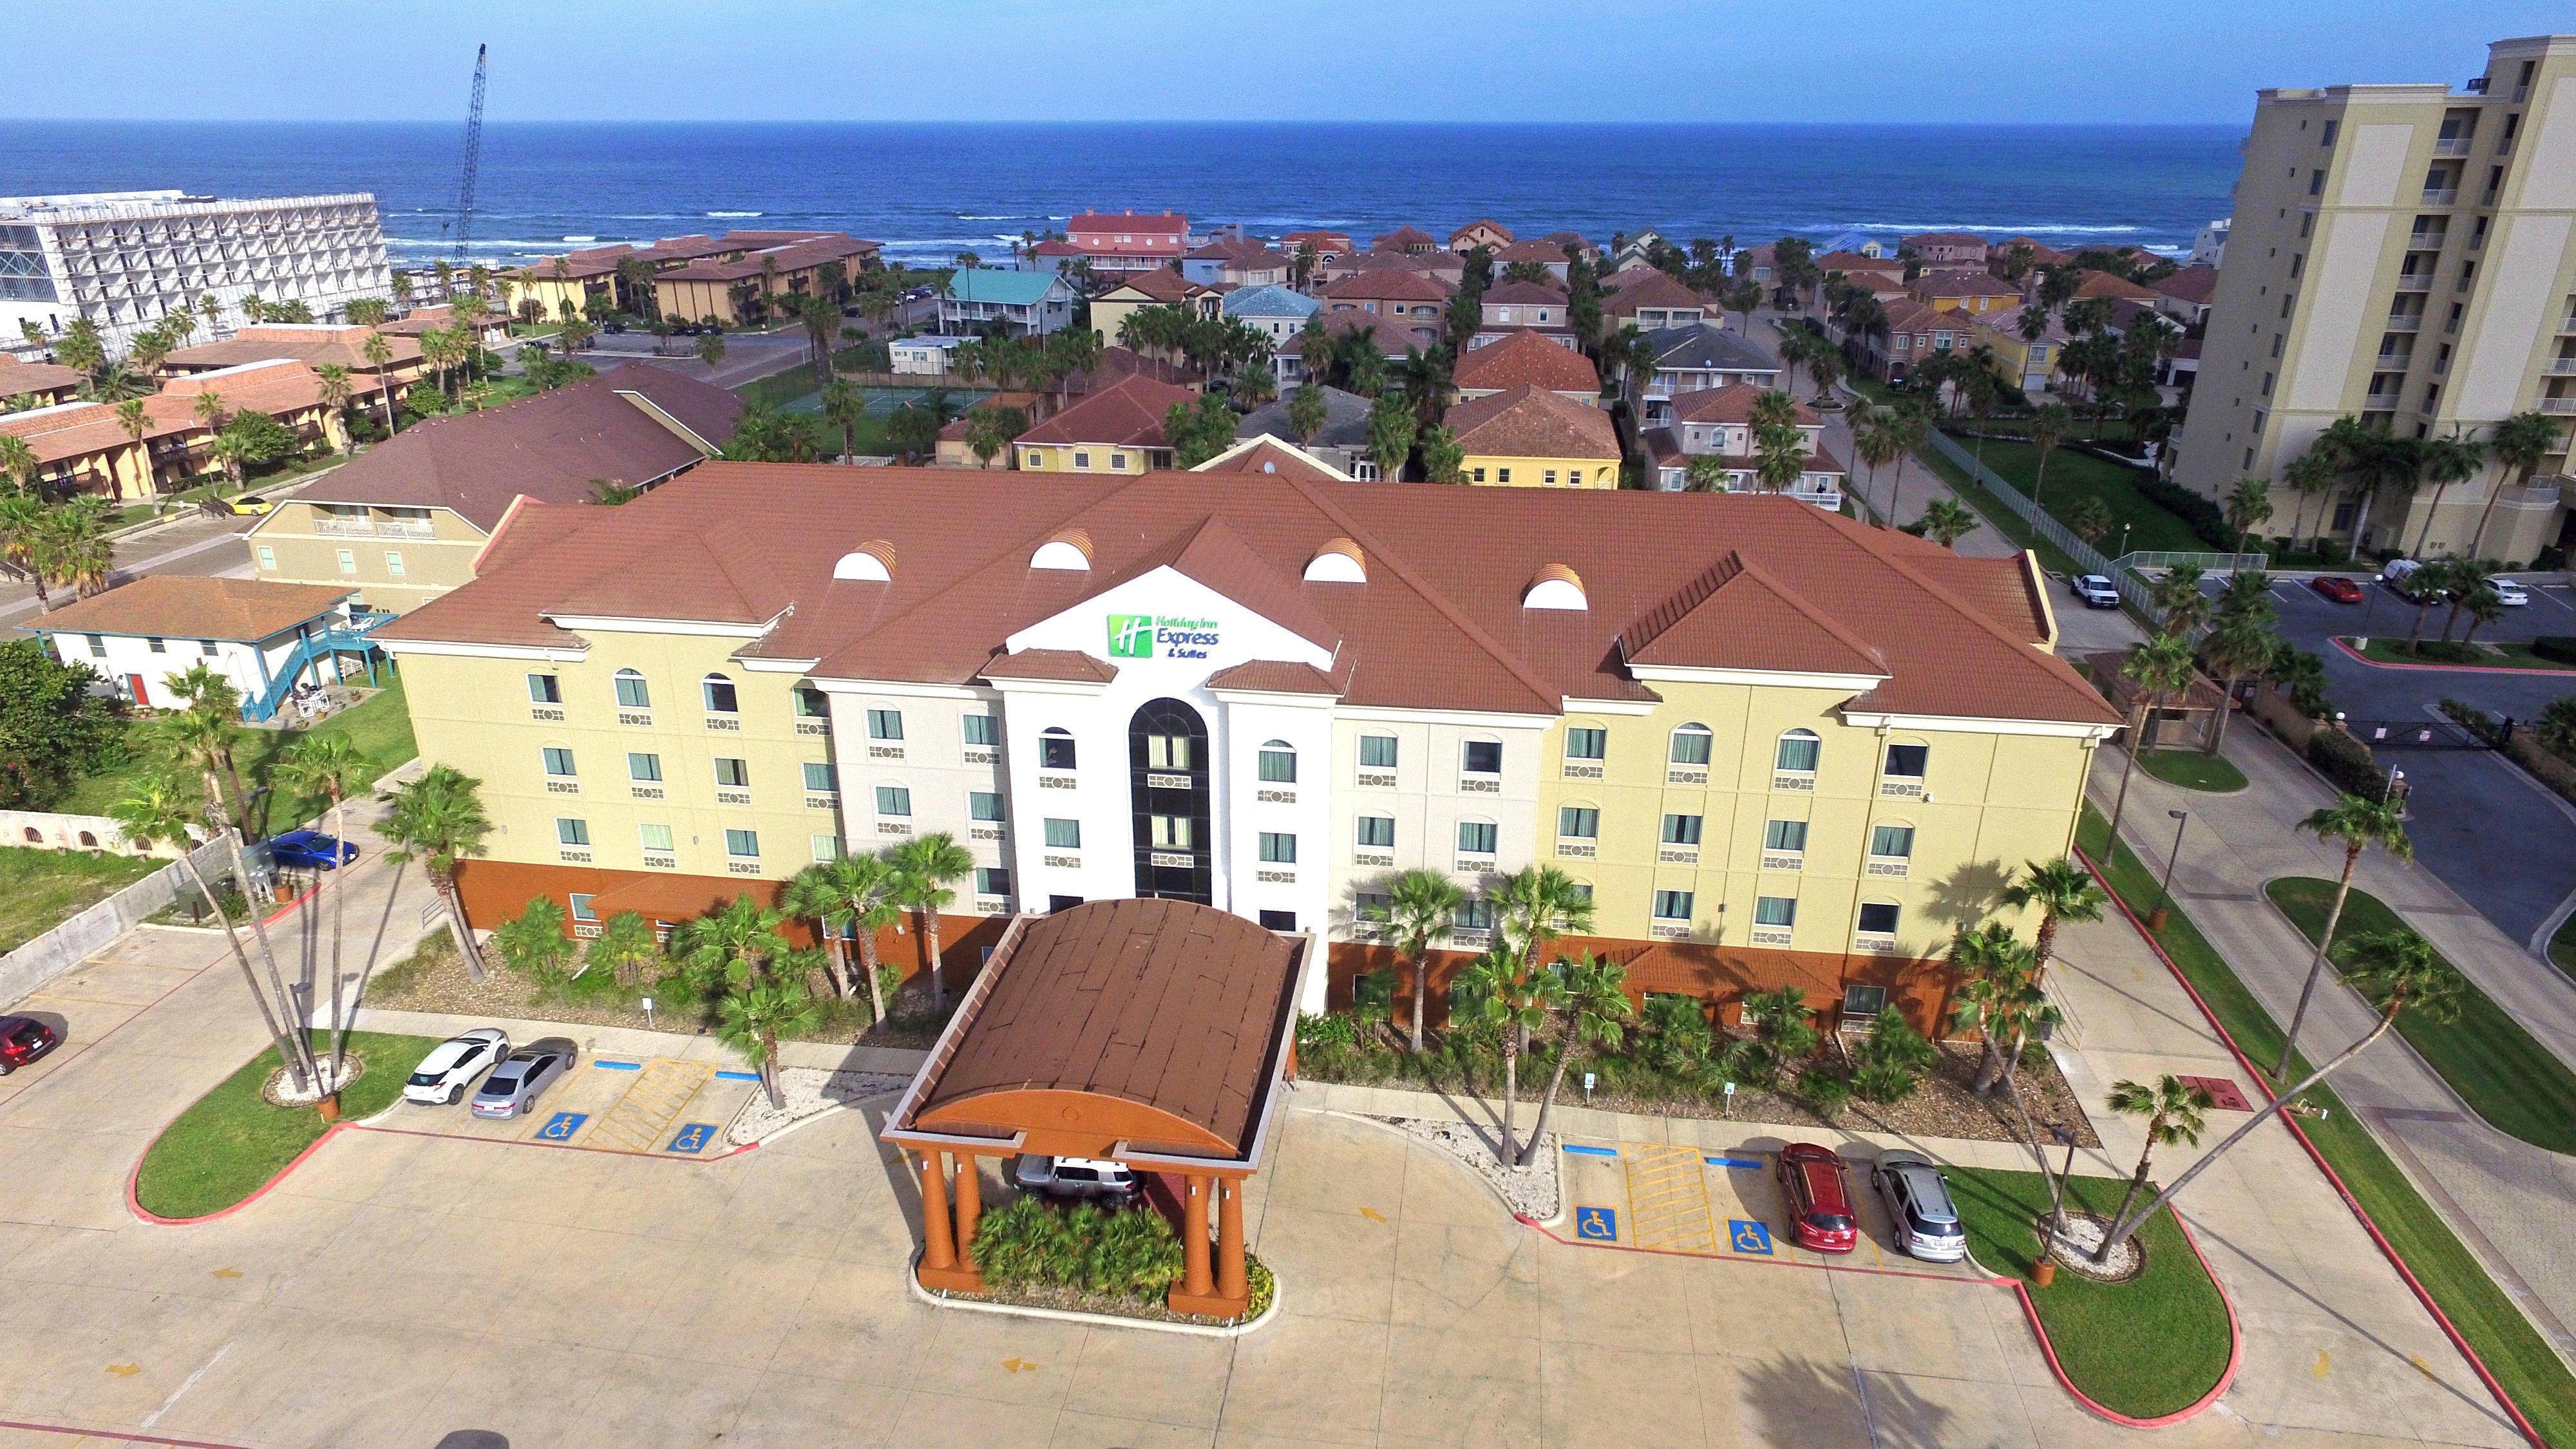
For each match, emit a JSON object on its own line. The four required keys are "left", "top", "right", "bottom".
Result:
{"left": 0, "top": 121, "right": 2242, "bottom": 269}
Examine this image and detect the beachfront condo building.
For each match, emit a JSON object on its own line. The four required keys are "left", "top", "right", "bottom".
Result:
{"left": 1, "top": 190, "right": 391, "bottom": 356}
{"left": 374, "top": 441, "right": 2119, "bottom": 1035}
{"left": 2174, "top": 34, "right": 2576, "bottom": 564}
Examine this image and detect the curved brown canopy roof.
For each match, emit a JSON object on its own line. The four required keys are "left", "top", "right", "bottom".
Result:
{"left": 889, "top": 899, "right": 1305, "bottom": 1164}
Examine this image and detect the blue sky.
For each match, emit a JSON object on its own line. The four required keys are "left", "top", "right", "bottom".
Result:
{"left": 11, "top": 2, "right": 2568, "bottom": 124}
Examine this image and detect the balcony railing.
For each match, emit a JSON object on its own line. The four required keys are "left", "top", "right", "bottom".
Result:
{"left": 313, "top": 517, "right": 374, "bottom": 536}
{"left": 2541, "top": 397, "right": 2576, "bottom": 415}
{"left": 2421, "top": 188, "right": 2460, "bottom": 206}
{"left": 2548, "top": 358, "right": 2576, "bottom": 375}
{"left": 2384, "top": 314, "right": 2423, "bottom": 332}
{"left": 2394, "top": 273, "right": 2433, "bottom": 292}
{"left": 2407, "top": 231, "right": 2448, "bottom": 249}
{"left": 2434, "top": 135, "right": 2473, "bottom": 156}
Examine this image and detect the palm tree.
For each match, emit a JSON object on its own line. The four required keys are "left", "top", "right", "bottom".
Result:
{"left": 1774, "top": 326, "right": 1814, "bottom": 400}
{"left": 585, "top": 911, "right": 661, "bottom": 985}
{"left": 2467, "top": 411, "right": 2559, "bottom": 558}
{"left": 780, "top": 863, "right": 858, "bottom": 1000}
{"left": 0, "top": 493, "right": 55, "bottom": 612}
{"left": 1684, "top": 453, "right": 1732, "bottom": 493}
{"left": 963, "top": 405, "right": 1027, "bottom": 469}
{"left": 1917, "top": 497, "right": 1977, "bottom": 549}
{"left": 2103, "top": 632, "right": 2198, "bottom": 847}
{"left": 2223, "top": 477, "right": 2274, "bottom": 556}
{"left": 1519, "top": 952, "right": 1631, "bottom": 1166}
{"left": 0, "top": 433, "right": 37, "bottom": 493}
{"left": 361, "top": 331, "right": 395, "bottom": 435}
{"left": 314, "top": 365, "right": 354, "bottom": 451}
{"left": 379, "top": 764, "right": 493, "bottom": 982}
{"left": 717, "top": 980, "right": 820, "bottom": 1112}
{"left": 1947, "top": 923, "right": 2054, "bottom": 1094}
{"left": 889, "top": 833, "right": 974, "bottom": 1011}
{"left": 1367, "top": 869, "right": 1465, "bottom": 1053}
{"left": 672, "top": 894, "right": 790, "bottom": 994}
{"left": 2092, "top": 1076, "right": 2212, "bottom": 1261}
{"left": 1850, "top": 409, "right": 1907, "bottom": 525}
{"left": 2278, "top": 795, "right": 2411, "bottom": 1080}
{"left": 111, "top": 775, "right": 310, "bottom": 1103}
{"left": 276, "top": 735, "right": 371, "bottom": 1092}
{"left": 2101, "top": 933, "right": 2462, "bottom": 1258}
{"left": 1495, "top": 865, "right": 1595, "bottom": 981}
{"left": 2409, "top": 435, "right": 2483, "bottom": 558}
{"left": 1457, "top": 949, "right": 1558, "bottom": 1166}
{"left": 817, "top": 378, "right": 866, "bottom": 460}
{"left": 1999, "top": 857, "right": 2106, "bottom": 984}
{"left": 805, "top": 853, "right": 904, "bottom": 1024}
{"left": 108, "top": 399, "right": 153, "bottom": 497}
{"left": 695, "top": 330, "right": 727, "bottom": 372}
{"left": 43, "top": 500, "right": 115, "bottom": 598}
{"left": 2026, "top": 403, "right": 2070, "bottom": 515}
{"left": 2280, "top": 448, "right": 2336, "bottom": 551}
{"left": 2197, "top": 585, "right": 2275, "bottom": 757}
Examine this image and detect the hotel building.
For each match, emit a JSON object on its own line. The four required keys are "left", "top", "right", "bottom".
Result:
{"left": 375, "top": 440, "right": 2118, "bottom": 1031}
{"left": 2174, "top": 34, "right": 2576, "bottom": 562}
{"left": 1, "top": 190, "right": 391, "bottom": 354}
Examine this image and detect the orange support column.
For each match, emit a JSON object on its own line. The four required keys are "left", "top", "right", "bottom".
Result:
{"left": 1183, "top": 1175, "right": 1214, "bottom": 1296}
{"left": 1171, "top": 1173, "right": 1252, "bottom": 1319}
{"left": 953, "top": 1153, "right": 985, "bottom": 1274}
{"left": 1217, "top": 1177, "right": 1248, "bottom": 1305}
{"left": 917, "top": 1149, "right": 985, "bottom": 1293}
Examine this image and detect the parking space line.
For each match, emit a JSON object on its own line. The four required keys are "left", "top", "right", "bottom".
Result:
{"left": 584, "top": 1058, "right": 715, "bottom": 1153}
{"left": 1621, "top": 1142, "right": 1719, "bottom": 1253}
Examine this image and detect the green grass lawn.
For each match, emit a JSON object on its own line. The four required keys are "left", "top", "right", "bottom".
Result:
{"left": 134, "top": 1030, "right": 442, "bottom": 1219}
{"left": 2342, "top": 636, "right": 2576, "bottom": 672}
{"left": 1907, "top": 444, "right": 2090, "bottom": 576}
{"left": 1955, "top": 437, "right": 2205, "bottom": 556}
{"left": 2264, "top": 878, "right": 2576, "bottom": 1155}
{"left": 59, "top": 674, "right": 417, "bottom": 835}
{"left": 2078, "top": 806, "right": 2576, "bottom": 1445}
{"left": 1947, "top": 1166, "right": 2232, "bottom": 1419}
{"left": 2136, "top": 749, "right": 2249, "bottom": 792}
{"left": 0, "top": 847, "right": 167, "bottom": 953}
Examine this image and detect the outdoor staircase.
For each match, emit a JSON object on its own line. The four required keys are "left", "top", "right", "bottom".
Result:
{"left": 245, "top": 612, "right": 392, "bottom": 723}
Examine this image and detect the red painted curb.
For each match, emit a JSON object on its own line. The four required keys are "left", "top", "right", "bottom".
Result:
{"left": 0, "top": 1417, "right": 251, "bottom": 1449}
{"left": 2076, "top": 846, "right": 2547, "bottom": 1448}
{"left": 254, "top": 884, "right": 317, "bottom": 928}
{"left": 2329, "top": 636, "right": 2573, "bottom": 676}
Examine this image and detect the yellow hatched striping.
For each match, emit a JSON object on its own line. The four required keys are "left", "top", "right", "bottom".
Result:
{"left": 1621, "top": 1142, "right": 1718, "bottom": 1253}
{"left": 584, "top": 1059, "right": 715, "bottom": 1151}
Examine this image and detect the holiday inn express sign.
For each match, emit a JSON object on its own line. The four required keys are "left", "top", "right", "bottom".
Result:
{"left": 1108, "top": 613, "right": 1222, "bottom": 661}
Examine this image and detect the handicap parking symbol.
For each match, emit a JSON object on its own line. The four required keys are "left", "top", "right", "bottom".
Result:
{"left": 536, "top": 1111, "right": 587, "bottom": 1142}
{"left": 1574, "top": 1206, "right": 1618, "bottom": 1242}
{"left": 667, "top": 1122, "right": 717, "bottom": 1155}
{"left": 1728, "top": 1218, "right": 1774, "bottom": 1255}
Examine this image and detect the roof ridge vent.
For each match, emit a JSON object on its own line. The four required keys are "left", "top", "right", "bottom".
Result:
{"left": 1523, "top": 562, "right": 1587, "bottom": 611}
{"left": 1303, "top": 537, "right": 1366, "bottom": 583}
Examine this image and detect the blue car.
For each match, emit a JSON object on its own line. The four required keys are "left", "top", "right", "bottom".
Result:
{"left": 268, "top": 830, "right": 358, "bottom": 870}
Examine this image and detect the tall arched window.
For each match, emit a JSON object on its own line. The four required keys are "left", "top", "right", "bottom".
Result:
{"left": 1258, "top": 739, "right": 1296, "bottom": 783}
{"left": 1774, "top": 728, "right": 1821, "bottom": 773}
{"left": 1669, "top": 722, "right": 1713, "bottom": 765}
{"left": 1039, "top": 727, "right": 1077, "bottom": 771}
{"left": 701, "top": 672, "right": 738, "bottom": 714}
{"left": 614, "top": 668, "right": 650, "bottom": 710}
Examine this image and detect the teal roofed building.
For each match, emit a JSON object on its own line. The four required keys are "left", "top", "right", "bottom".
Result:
{"left": 1221, "top": 284, "right": 1320, "bottom": 344}
{"left": 938, "top": 268, "right": 1077, "bottom": 337}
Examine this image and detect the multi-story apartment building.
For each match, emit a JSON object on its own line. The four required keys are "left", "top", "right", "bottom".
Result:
{"left": 0, "top": 191, "right": 390, "bottom": 354}
{"left": 2174, "top": 35, "right": 2576, "bottom": 563}
{"left": 377, "top": 442, "right": 2119, "bottom": 1032}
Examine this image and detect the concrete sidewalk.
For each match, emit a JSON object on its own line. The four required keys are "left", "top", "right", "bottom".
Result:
{"left": 329, "top": 1003, "right": 929, "bottom": 1077}
{"left": 2094, "top": 727, "right": 2576, "bottom": 1359}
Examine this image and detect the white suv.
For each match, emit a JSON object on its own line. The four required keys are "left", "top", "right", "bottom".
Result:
{"left": 402, "top": 1028, "right": 510, "bottom": 1105}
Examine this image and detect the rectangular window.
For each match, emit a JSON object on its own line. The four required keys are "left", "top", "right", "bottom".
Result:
{"left": 1040, "top": 732, "right": 1077, "bottom": 771}
{"left": 1653, "top": 889, "right": 1694, "bottom": 921}
{"left": 1543, "top": 469, "right": 1557, "bottom": 486}
{"left": 1259, "top": 909, "right": 1297, "bottom": 931}
{"left": 703, "top": 676, "right": 738, "bottom": 713}
{"left": 1359, "top": 734, "right": 1398, "bottom": 769}
{"left": 1843, "top": 983, "right": 1888, "bottom": 1017}
{"left": 1354, "top": 890, "right": 1391, "bottom": 921}
{"left": 1151, "top": 815, "right": 1193, "bottom": 848}
{"left": 84, "top": 634, "right": 105, "bottom": 658}
{"left": 1564, "top": 726, "right": 1606, "bottom": 761}
{"left": 1670, "top": 728, "right": 1712, "bottom": 765}
{"left": 2321, "top": 119, "right": 2339, "bottom": 146}
{"left": 724, "top": 829, "right": 760, "bottom": 860}
{"left": 1662, "top": 813, "right": 1703, "bottom": 846}
{"left": 1558, "top": 806, "right": 1598, "bottom": 839}
{"left": 384, "top": 551, "right": 405, "bottom": 578}
{"left": 803, "top": 762, "right": 837, "bottom": 794}
{"left": 542, "top": 746, "right": 576, "bottom": 778}
{"left": 977, "top": 867, "right": 1012, "bottom": 896}
{"left": 813, "top": 833, "right": 844, "bottom": 862}
{"left": 1356, "top": 815, "right": 1395, "bottom": 848}
{"left": 1074, "top": 451, "right": 1090, "bottom": 469}
{"left": 1458, "top": 820, "right": 1499, "bottom": 854}
{"left": 556, "top": 817, "right": 590, "bottom": 847}
{"left": 568, "top": 893, "right": 598, "bottom": 923}
{"left": 1110, "top": 453, "right": 1126, "bottom": 470}
{"left": 256, "top": 545, "right": 276, "bottom": 570}
{"left": 1882, "top": 743, "right": 1928, "bottom": 779}
{"left": 712, "top": 757, "right": 750, "bottom": 788}
{"left": 1461, "top": 739, "right": 1502, "bottom": 775}
{"left": 874, "top": 785, "right": 910, "bottom": 817}
{"left": 963, "top": 714, "right": 999, "bottom": 746}
{"left": 1259, "top": 832, "right": 1297, "bottom": 864}
{"left": 867, "top": 708, "right": 903, "bottom": 741}
{"left": 969, "top": 791, "right": 1003, "bottom": 822}
{"left": 627, "top": 752, "right": 661, "bottom": 782}
{"left": 1857, "top": 902, "right": 1900, "bottom": 935}
{"left": 1258, "top": 743, "right": 1297, "bottom": 782}
{"left": 639, "top": 822, "right": 674, "bottom": 853}
{"left": 199, "top": 639, "right": 218, "bottom": 656}
{"left": 1870, "top": 824, "right": 1916, "bottom": 858}
{"left": 793, "top": 687, "right": 828, "bottom": 719}
{"left": 1455, "top": 898, "right": 1495, "bottom": 931}
{"left": 1776, "top": 733, "right": 1821, "bottom": 772}
{"left": 337, "top": 549, "right": 355, "bottom": 575}
{"left": 1764, "top": 819, "right": 1808, "bottom": 852}
{"left": 527, "top": 672, "right": 560, "bottom": 704}
{"left": 616, "top": 672, "right": 651, "bottom": 708}
{"left": 148, "top": 636, "right": 166, "bottom": 654}
{"left": 1146, "top": 733, "right": 1191, "bottom": 770}
{"left": 1754, "top": 895, "right": 1797, "bottom": 928}
{"left": 1044, "top": 817, "right": 1081, "bottom": 849}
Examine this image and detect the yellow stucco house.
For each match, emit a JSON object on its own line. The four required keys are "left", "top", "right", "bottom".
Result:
{"left": 1012, "top": 375, "right": 1199, "bottom": 475}
{"left": 1446, "top": 384, "right": 1622, "bottom": 488}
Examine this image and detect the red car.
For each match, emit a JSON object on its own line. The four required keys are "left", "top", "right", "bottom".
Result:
{"left": 0, "top": 1016, "right": 59, "bottom": 1074}
{"left": 1777, "top": 1142, "right": 1858, "bottom": 1253}
{"left": 2311, "top": 575, "right": 2366, "bottom": 604}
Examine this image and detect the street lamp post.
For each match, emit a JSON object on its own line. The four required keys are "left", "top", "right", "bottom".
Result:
{"left": 2148, "top": 808, "right": 2190, "bottom": 933}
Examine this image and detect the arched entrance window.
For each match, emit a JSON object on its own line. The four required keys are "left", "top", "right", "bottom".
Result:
{"left": 1130, "top": 698, "right": 1212, "bottom": 904}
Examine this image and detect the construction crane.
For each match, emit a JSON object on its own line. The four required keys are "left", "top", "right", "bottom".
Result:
{"left": 449, "top": 44, "right": 488, "bottom": 279}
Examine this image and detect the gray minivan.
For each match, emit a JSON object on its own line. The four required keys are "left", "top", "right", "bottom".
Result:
{"left": 1871, "top": 1150, "right": 1968, "bottom": 1262}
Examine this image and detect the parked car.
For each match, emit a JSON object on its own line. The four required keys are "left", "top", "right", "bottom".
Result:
{"left": 268, "top": 830, "right": 357, "bottom": 870}
{"left": 403, "top": 1028, "right": 510, "bottom": 1105}
{"left": 1012, "top": 1154, "right": 1141, "bottom": 1204}
{"left": 2310, "top": 575, "right": 2366, "bottom": 604}
{"left": 232, "top": 494, "right": 276, "bottom": 516}
{"left": 1870, "top": 1150, "right": 1968, "bottom": 1262}
{"left": 2380, "top": 558, "right": 2427, "bottom": 596}
{"left": 2495, "top": 579, "right": 2530, "bottom": 607}
{"left": 2068, "top": 574, "right": 2121, "bottom": 609}
{"left": 469, "top": 1037, "right": 577, "bottom": 1119}
{"left": 1776, "top": 1142, "right": 1858, "bottom": 1253}
{"left": 0, "top": 1016, "right": 60, "bottom": 1074}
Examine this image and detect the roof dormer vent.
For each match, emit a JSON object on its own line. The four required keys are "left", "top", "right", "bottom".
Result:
{"left": 1523, "top": 562, "right": 1587, "bottom": 611}
{"left": 832, "top": 540, "right": 896, "bottom": 582}
{"left": 1030, "top": 527, "right": 1094, "bottom": 571}
{"left": 1303, "top": 537, "right": 1366, "bottom": 583}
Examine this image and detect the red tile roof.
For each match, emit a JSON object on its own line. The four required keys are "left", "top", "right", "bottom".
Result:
{"left": 1453, "top": 329, "right": 1600, "bottom": 395}
{"left": 1321, "top": 270, "right": 1452, "bottom": 305}
{"left": 1667, "top": 383, "right": 1817, "bottom": 427}
{"left": 1483, "top": 279, "right": 1568, "bottom": 306}
{"left": 1109, "top": 269, "right": 1213, "bottom": 303}
{"left": 656, "top": 234, "right": 874, "bottom": 282}
{"left": 2150, "top": 266, "right": 2219, "bottom": 305}
{"left": 1448, "top": 220, "right": 1514, "bottom": 246}
{"left": 27, "top": 576, "right": 352, "bottom": 642}
{"left": 1446, "top": 385, "right": 1621, "bottom": 460}
{"left": 1495, "top": 239, "right": 1573, "bottom": 265}
{"left": 1371, "top": 226, "right": 1437, "bottom": 251}
{"left": 1014, "top": 374, "right": 1198, "bottom": 449}
{"left": 1911, "top": 274, "right": 2022, "bottom": 301}
{"left": 2075, "top": 270, "right": 2161, "bottom": 303}
{"left": 1602, "top": 270, "right": 1710, "bottom": 316}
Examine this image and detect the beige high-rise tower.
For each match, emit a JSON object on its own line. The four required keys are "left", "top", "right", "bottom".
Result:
{"left": 2174, "top": 35, "right": 2576, "bottom": 564}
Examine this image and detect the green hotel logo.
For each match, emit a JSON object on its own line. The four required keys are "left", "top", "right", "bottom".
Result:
{"left": 1107, "top": 614, "right": 1157, "bottom": 658}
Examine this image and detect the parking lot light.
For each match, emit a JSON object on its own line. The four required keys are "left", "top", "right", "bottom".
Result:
{"left": 2148, "top": 809, "right": 2190, "bottom": 933}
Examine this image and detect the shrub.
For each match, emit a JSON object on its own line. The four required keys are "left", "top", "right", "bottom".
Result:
{"left": 2532, "top": 636, "right": 2576, "bottom": 666}
{"left": 1350, "top": 969, "right": 1397, "bottom": 1027}
{"left": 2132, "top": 473, "right": 2240, "bottom": 552}
{"left": 2307, "top": 728, "right": 2386, "bottom": 799}
{"left": 1797, "top": 1067, "right": 1853, "bottom": 1119}
{"left": 2439, "top": 699, "right": 2503, "bottom": 744}
{"left": 1850, "top": 1008, "right": 1938, "bottom": 1104}
{"left": 1639, "top": 992, "right": 1715, "bottom": 1073}
{"left": 491, "top": 896, "right": 574, "bottom": 985}
{"left": 1296, "top": 1010, "right": 1359, "bottom": 1052}
{"left": 972, "top": 1197, "right": 1184, "bottom": 1303}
